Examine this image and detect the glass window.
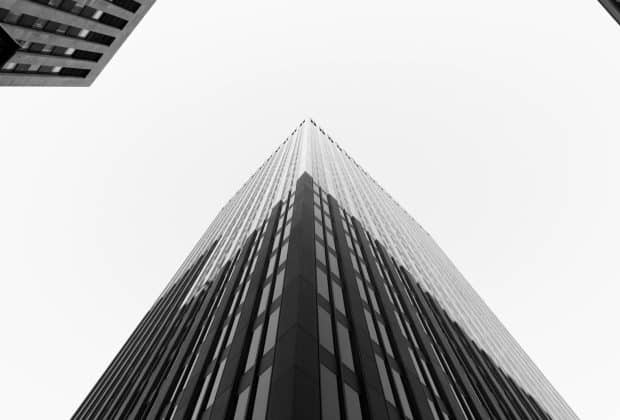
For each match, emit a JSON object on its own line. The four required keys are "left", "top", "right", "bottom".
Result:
{"left": 320, "top": 365, "right": 341, "bottom": 420}
{"left": 328, "top": 253, "right": 339, "bottom": 277}
{"left": 344, "top": 384, "right": 363, "bottom": 420}
{"left": 332, "top": 283, "right": 346, "bottom": 315}
{"left": 263, "top": 308, "right": 280, "bottom": 355}
{"left": 356, "top": 277, "right": 368, "bottom": 303}
{"left": 233, "top": 386, "right": 250, "bottom": 420}
{"left": 318, "top": 306, "right": 334, "bottom": 353}
{"left": 251, "top": 367, "right": 272, "bottom": 420}
{"left": 266, "top": 254, "right": 277, "bottom": 278}
{"left": 364, "top": 310, "right": 378, "bottom": 343}
{"left": 377, "top": 322, "right": 394, "bottom": 357}
{"left": 367, "top": 289, "right": 380, "bottom": 313}
{"left": 317, "top": 268, "right": 330, "bottom": 302}
{"left": 206, "top": 358, "right": 227, "bottom": 408}
{"left": 272, "top": 270, "right": 285, "bottom": 301}
{"left": 314, "top": 205, "right": 322, "bottom": 219}
{"left": 375, "top": 356, "right": 395, "bottom": 405}
{"left": 316, "top": 242, "right": 326, "bottom": 265}
{"left": 315, "top": 220, "right": 324, "bottom": 239}
{"left": 279, "top": 241, "right": 289, "bottom": 264}
{"left": 245, "top": 324, "right": 264, "bottom": 371}
{"left": 392, "top": 370, "right": 413, "bottom": 419}
{"left": 226, "top": 313, "right": 241, "bottom": 346}
{"left": 325, "top": 231, "right": 335, "bottom": 250}
{"left": 337, "top": 323, "right": 355, "bottom": 371}
{"left": 258, "top": 284, "right": 270, "bottom": 315}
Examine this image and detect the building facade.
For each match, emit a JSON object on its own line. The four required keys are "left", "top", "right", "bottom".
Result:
{"left": 72, "top": 120, "right": 577, "bottom": 420}
{"left": 0, "top": 0, "right": 155, "bottom": 86}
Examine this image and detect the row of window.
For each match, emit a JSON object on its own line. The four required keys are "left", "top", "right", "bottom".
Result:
{"left": 28, "top": 0, "right": 128, "bottom": 30}
{"left": 1, "top": 60, "right": 89, "bottom": 77}
{"left": 16, "top": 38, "right": 102, "bottom": 61}
{"left": 0, "top": 8, "right": 115, "bottom": 46}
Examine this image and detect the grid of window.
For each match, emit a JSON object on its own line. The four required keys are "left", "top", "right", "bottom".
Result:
{"left": 313, "top": 183, "right": 363, "bottom": 420}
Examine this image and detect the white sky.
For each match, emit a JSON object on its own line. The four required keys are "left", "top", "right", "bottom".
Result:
{"left": 0, "top": 1, "right": 617, "bottom": 419}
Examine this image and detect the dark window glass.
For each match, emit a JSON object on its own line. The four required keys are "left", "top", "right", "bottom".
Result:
{"left": 314, "top": 205, "right": 322, "bottom": 219}
{"left": 328, "top": 253, "right": 339, "bottom": 277}
{"left": 364, "top": 310, "right": 378, "bottom": 343}
{"left": 315, "top": 221, "right": 324, "bottom": 239}
{"left": 318, "top": 306, "right": 334, "bottom": 353}
{"left": 377, "top": 322, "right": 394, "bottom": 357}
{"left": 263, "top": 308, "right": 280, "bottom": 354}
{"left": 233, "top": 387, "right": 250, "bottom": 420}
{"left": 245, "top": 324, "right": 264, "bottom": 371}
{"left": 332, "top": 283, "right": 346, "bottom": 315}
{"left": 375, "top": 356, "right": 395, "bottom": 405}
{"left": 317, "top": 268, "right": 329, "bottom": 301}
{"left": 207, "top": 358, "right": 227, "bottom": 408}
{"left": 316, "top": 242, "right": 326, "bottom": 265}
{"left": 325, "top": 231, "right": 335, "bottom": 250}
{"left": 344, "top": 384, "right": 363, "bottom": 420}
{"left": 279, "top": 241, "right": 289, "bottom": 264}
{"left": 251, "top": 367, "right": 272, "bottom": 420}
{"left": 356, "top": 277, "right": 368, "bottom": 303}
{"left": 337, "top": 323, "right": 355, "bottom": 371}
{"left": 320, "top": 365, "right": 341, "bottom": 420}
{"left": 258, "top": 284, "right": 270, "bottom": 315}
{"left": 272, "top": 270, "right": 285, "bottom": 301}
{"left": 392, "top": 370, "right": 413, "bottom": 420}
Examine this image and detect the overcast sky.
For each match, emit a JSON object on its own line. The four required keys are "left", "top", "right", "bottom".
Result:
{"left": 1, "top": 1, "right": 617, "bottom": 419}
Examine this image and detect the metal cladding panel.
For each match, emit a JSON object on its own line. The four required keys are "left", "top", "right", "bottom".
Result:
{"left": 73, "top": 121, "right": 577, "bottom": 419}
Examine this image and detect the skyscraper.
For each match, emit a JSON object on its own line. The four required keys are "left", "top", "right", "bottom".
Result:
{"left": 72, "top": 120, "right": 577, "bottom": 420}
{"left": 0, "top": 0, "right": 155, "bottom": 86}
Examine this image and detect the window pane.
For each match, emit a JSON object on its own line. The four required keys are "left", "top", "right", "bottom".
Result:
{"left": 332, "top": 283, "right": 346, "bottom": 315}
{"left": 320, "top": 365, "right": 341, "bottom": 420}
{"left": 251, "top": 367, "right": 272, "bottom": 420}
{"left": 375, "top": 355, "right": 395, "bottom": 405}
{"left": 316, "top": 242, "right": 326, "bottom": 265}
{"left": 337, "top": 323, "right": 355, "bottom": 371}
{"left": 317, "top": 268, "right": 330, "bottom": 302}
{"left": 377, "top": 322, "right": 394, "bottom": 357}
{"left": 258, "top": 284, "right": 270, "bottom": 315}
{"left": 344, "top": 384, "right": 363, "bottom": 420}
{"left": 315, "top": 221, "right": 324, "bottom": 239}
{"left": 207, "top": 358, "right": 227, "bottom": 408}
{"left": 392, "top": 370, "right": 413, "bottom": 420}
{"left": 328, "top": 253, "right": 339, "bottom": 276}
{"left": 233, "top": 387, "right": 251, "bottom": 420}
{"left": 263, "top": 308, "right": 280, "bottom": 355}
{"left": 245, "top": 324, "right": 264, "bottom": 372}
{"left": 272, "top": 270, "right": 285, "bottom": 301}
{"left": 318, "top": 306, "right": 334, "bottom": 353}
{"left": 356, "top": 277, "right": 368, "bottom": 303}
{"left": 279, "top": 241, "right": 289, "bottom": 264}
{"left": 364, "top": 310, "right": 378, "bottom": 343}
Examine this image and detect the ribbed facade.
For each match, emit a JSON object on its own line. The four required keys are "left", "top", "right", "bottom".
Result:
{"left": 0, "top": 0, "right": 155, "bottom": 86}
{"left": 73, "top": 120, "right": 577, "bottom": 420}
